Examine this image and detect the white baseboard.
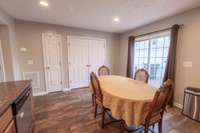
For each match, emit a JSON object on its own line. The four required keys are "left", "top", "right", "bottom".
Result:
{"left": 33, "top": 89, "right": 71, "bottom": 96}
{"left": 33, "top": 92, "right": 48, "bottom": 96}
{"left": 173, "top": 102, "right": 183, "bottom": 109}
{"left": 62, "top": 88, "right": 71, "bottom": 91}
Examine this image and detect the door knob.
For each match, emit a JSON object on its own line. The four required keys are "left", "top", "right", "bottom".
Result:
{"left": 86, "top": 65, "right": 91, "bottom": 67}
{"left": 19, "top": 112, "right": 24, "bottom": 118}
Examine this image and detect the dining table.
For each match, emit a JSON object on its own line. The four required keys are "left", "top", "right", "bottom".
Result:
{"left": 89, "top": 75, "right": 157, "bottom": 127}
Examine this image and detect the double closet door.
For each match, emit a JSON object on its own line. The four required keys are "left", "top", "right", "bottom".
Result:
{"left": 68, "top": 36, "right": 106, "bottom": 89}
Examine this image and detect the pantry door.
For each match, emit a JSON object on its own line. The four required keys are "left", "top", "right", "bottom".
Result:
{"left": 68, "top": 36, "right": 106, "bottom": 89}
{"left": 42, "top": 33, "right": 63, "bottom": 93}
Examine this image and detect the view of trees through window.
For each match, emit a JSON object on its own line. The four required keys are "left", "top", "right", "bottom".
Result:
{"left": 134, "top": 35, "right": 170, "bottom": 87}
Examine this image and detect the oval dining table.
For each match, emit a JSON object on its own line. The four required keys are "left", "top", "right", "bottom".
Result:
{"left": 90, "top": 75, "right": 157, "bottom": 127}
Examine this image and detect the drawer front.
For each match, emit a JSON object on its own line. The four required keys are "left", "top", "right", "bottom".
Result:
{"left": 0, "top": 107, "right": 13, "bottom": 133}
{"left": 3, "top": 120, "right": 16, "bottom": 133}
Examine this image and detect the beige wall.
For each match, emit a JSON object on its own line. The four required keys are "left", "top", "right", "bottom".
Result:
{"left": 0, "top": 26, "right": 14, "bottom": 80}
{"left": 15, "top": 20, "right": 120, "bottom": 94}
{"left": 0, "top": 9, "right": 20, "bottom": 81}
{"left": 119, "top": 7, "right": 200, "bottom": 106}
{"left": 2, "top": 6, "right": 199, "bottom": 105}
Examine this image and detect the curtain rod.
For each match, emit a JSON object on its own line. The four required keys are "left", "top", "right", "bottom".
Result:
{"left": 135, "top": 24, "right": 184, "bottom": 38}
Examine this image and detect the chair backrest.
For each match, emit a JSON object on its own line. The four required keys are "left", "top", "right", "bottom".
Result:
{"left": 134, "top": 68, "right": 149, "bottom": 83}
{"left": 98, "top": 65, "right": 110, "bottom": 76}
{"left": 145, "top": 79, "right": 173, "bottom": 123}
{"left": 162, "top": 79, "right": 174, "bottom": 106}
{"left": 90, "top": 72, "right": 103, "bottom": 102}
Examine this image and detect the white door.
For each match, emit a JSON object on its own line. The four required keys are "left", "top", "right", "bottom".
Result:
{"left": 42, "top": 33, "right": 63, "bottom": 93}
{"left": 89, "top": 39, "right": 106, "bottom": 74}
{"left": 68, "top": 37, "right": 89, "bottom": 89}
{"left": 68, "top": 36, "right": 106, "bottom": 89}
{"left": 0, "top": 40, "right": 5, "bottom": 82}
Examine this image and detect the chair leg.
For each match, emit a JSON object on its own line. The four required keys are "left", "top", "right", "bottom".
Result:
{"left": 92, "top": 94, "right": 94, "bottom": 106}
{"left": 120, "top": 120, "right": 129, "bottom": 133}
{"left": 94, "top": 103, "right": 97, "bottom": 118}
{"left": 144, "top": 124, "right": 149, "bottom": 133}
{"left": 158, "top": 120, "right": 162, "bottom": 133}
{"left": 152, "top": 124, "right": 155, "bottom": 131}
{"left": 101, "top": 108, "right": 105, "bottom": 129}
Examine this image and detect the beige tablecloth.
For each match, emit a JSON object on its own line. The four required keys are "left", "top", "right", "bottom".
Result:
{"left": 89, "top": 75, "right": 157, "bottom": 126}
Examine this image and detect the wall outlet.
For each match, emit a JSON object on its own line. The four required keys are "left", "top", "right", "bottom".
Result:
{"left": 27, "top": 60, "right": 34, "bottom": 65}
{"left": 183, "top": 61, "right": 192, "bottom": 67}
{"left": 20, "top": 47, "right": 27, "bottom": 52}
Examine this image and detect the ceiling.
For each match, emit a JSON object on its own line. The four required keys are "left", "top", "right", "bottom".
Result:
{"left": 0, "top": 0, "right": 200, "bottom": 33}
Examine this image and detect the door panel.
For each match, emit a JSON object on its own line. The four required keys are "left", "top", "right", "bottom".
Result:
{"left": 68, "top": 37, "right": 89, "bottom": 89}
{"left": 43, "top": 33, "right": 62, "bottom": 92}
{"left": 89, "top": 39, "right": 106, "bottom": 74}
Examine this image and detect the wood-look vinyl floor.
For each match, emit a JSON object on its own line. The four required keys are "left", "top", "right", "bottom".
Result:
{"left": 33, "top": 88, "right": 200, "bottom": 133}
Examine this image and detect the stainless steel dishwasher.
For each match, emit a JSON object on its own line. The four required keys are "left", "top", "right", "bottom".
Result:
{"left": 182, "top": 87, "right": 200, "bottom": 122}
{"left": 12, "top": 87, "right": 33, "bottom": 133}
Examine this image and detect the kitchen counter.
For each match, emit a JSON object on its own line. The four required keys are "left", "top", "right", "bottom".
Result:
{"left": 0, "top": 80, "right": 31, "bottom": 116}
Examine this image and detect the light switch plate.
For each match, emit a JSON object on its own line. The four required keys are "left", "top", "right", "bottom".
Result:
{"left": 183, "top": 61, "right": 192, "bottom": 67}
{"left": 20, "top": 47, "right": 27, "bottom": 52}
{"left": 27, "top": 60, "right": 34, "bottom": 65}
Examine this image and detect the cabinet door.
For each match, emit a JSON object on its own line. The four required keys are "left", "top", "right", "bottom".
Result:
{"left": 4, "top": 120, "right": 16, "bottom": 133}
{"left": 0, "top": 107, "right": 13, "bottom": 133}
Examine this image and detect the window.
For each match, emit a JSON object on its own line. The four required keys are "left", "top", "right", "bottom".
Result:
{"left": 134, "top": 31, "right": 170, "bottom": 87}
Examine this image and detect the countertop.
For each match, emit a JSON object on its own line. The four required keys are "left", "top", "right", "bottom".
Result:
{"left": 0, "top": 80, "right": 31, "bottom": 116}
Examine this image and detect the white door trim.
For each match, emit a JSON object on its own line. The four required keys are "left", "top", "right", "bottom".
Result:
{"left": 42, "top": 32, "right": 63, "bottom": 93}
{"left": 0, "top": 40, "right": 5, "bottom": 82}
{"left": 67, "top": 35, "right": 106, "bottom": 90}
{"left": 66, "top": 35, "right": 71, "bottom": 90}
{"left": 68, "top": 35, "right": 106, "bottom": 43}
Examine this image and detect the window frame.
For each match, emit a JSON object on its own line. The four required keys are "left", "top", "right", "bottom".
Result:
{"left": 134, "top": 30, "right": 171, "bottom": 87}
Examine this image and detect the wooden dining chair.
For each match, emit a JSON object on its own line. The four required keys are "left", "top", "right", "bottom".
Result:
{"left": 162, "top": 79, "right": 174, "bottom": 106}
{"left": 90, "top": 72, "right": 111, "bottom": 128}
{"left": 98, "top": 65, "right": 110, "bottom": 76}
{"left": 134, "top": 68, "right": 149, "bottom": 83}
{"left": 121, "top": 79, "right": 173, "bottom": 133}
{"left": 142, "top": 79, "right": 173, "bottom": 133}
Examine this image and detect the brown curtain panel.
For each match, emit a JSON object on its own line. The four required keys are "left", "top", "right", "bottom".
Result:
{"left": 126, "top": 36, "right": 135, "bottom": 78}
{"left": 163, "top": 24, "right": 180, "bottom": 106}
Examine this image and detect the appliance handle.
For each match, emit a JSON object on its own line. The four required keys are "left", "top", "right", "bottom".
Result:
{"left": 13, "top": 89, "right": 31, "bottom": 114}
{"left": 18, "top": 112, "right": 24, "bottom": 118}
